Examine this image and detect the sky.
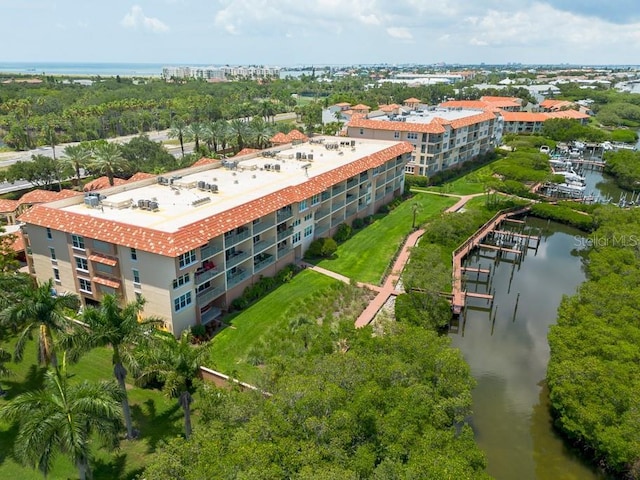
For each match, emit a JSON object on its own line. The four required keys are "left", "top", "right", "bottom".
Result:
{"left": 2, "top": 0, "right": 640, "bottom": 66}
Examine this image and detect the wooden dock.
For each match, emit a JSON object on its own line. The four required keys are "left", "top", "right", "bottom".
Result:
{"left": 451, "top": 206, "right": 531, "bottom": 315}
{"left": 461, "top": 266, "right": 491, "bottom": 274}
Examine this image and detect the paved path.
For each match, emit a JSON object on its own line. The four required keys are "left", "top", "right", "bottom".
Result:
{"left": 305, "top": 193, "right": 482, "bottom": 328}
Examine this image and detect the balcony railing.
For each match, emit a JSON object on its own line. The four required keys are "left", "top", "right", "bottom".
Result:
{"left": 195, "top": 267, "right": 222, "bottom": 286}
{"left": 346, "top": 207, "right": 358, "bottom": 218}
{"left": 200, "top": 244, "right": 221, "bottom": 261}
{"left": 253, "top": 238, "right": 275, "bottom": 253}
{"left": 252, "top": 219, "right": 275, "bottom": 235}
{"left": 315, "top": 208, "right": 330, "bottom": 219}
{"left": 321, "top": 191, "right": 331, "bottom": 201}
{"left": 196, "top": 285, "right": 225, "bottom": 305}
{"left": 331, "top": 216, "right": 344, "bottom": 227}
{"left": 314, "top": 223, "right": 329, "bottom": 236}
{"left": 332, "top": 184, "right": 345, "bottom": 196}
{"left": 225, "top": 250, "right": 251, "bottom": 269}
{"left": 332, "top": 200, "right": 345, "bottom": 212}
{"left": 276, "top": 209, "right": 293, "bottom": 222}
{"left": 277, "top": 245, "right": 293, "bottom": 258}
{"left": 227, "top": 269, "right": 249, "bottom": 288}
{"left": 276, "top": 227, "right": 293, "bottom": 241}
{"left": 346, "top": 178, "right": 358, "bottom": 189}
{"left": 224, "top": 229, "right": 250, "bottom": 247}
{"left": 254, "top": 255, "right": 275, "bottom": 272}
{"left": 345, "top": 194, "right": 357, "bottom": 205}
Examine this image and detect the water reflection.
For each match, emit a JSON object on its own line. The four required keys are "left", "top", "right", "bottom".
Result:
{"left": 450, "top": 218, "right": 605, "bottom": 480}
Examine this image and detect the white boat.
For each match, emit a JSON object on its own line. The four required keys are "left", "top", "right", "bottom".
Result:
{"left": 539, "top": 145, "right": 550, "bottom": 154}
{"left": 561, "top": 170, "right": 586, "bottom": 185}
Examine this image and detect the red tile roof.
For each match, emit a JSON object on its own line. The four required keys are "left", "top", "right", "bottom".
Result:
{"left": 498, "top": 111, "right": 548, "bottom": 122}
{"left": 20, "top": 142, "right": 414, "bottom": 258}
{"left": 335, "top": 102, "right": 351, "bottom": 107}
{"left": 235, "top": 148, "right": 260, "bottom": 157}
{"left": 191, "top": 157, "right": 218, "bottom": 167}
{"left": 12, "top": 233, "right": 24, "bottom": 253}
{"left": 270, "top": 132, "right": 289, "bottom": 144}
{"left": 127, "top": 172, "right": 156, "bottom": 182}
{"left": 545, "top": 110, "right": 590, "bottom": 120}
{"left": 351, "top": 104, "right": 371, "bottom": 111}
{"left": 92, "top": 276, "right": 121, "bottom": 289}
{"left": 404, "top": 97, "right": 421, "bottom": 103}
{"left": 285, "top": 129, "right": 308, "bottom": 142}
{"left": 480, "top": 96, "right": 521, "bottom": 107}
{"left": 540, "top": 99, "right": 573, "bottom": 110}
{"left": 88, "top": 253, "right": 118, "bottom": 266}
{"left": 0, "top": 199, "right": 19, "bottom": 213}
{"left": 17, "top": 189, "right": 81, "bottom": 207}
{"left": 83, "top": 177, "right": 127, "bottom": 192}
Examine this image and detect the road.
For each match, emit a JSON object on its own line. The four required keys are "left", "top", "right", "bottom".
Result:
{"left": 0, "top": 129, "right": 195, "bottom": 168}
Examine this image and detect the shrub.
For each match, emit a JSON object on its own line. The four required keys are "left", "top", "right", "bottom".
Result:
{"left": 306, "top": 238, "right": 337, "bottom": 259}
{"left": 333, "top": 223, "right": 352, "bottom": 243}
{"left": 352, "top": 217, "right": 364, "bottom": 230}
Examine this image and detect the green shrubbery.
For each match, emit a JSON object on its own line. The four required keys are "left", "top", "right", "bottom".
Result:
{"left": 530, "top": 203, "right": 595, "bottom": 231}
{"left": 305, "top": 237, "right": 338, "bottom": 259}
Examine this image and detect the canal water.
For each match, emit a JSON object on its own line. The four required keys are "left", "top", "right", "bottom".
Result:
{"left": 450, "top": 218, "right": 605, "bottom": 479}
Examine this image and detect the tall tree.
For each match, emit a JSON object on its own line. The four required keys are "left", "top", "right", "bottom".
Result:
{"left": 135, "top": 330, "right": 209, "bottom": 439}
{"left": 61, "top": 295, "right": 160, "bottom": 439}
{"left": 90, "top": 142, "right": 129, "bottom": 186}
{"left": 228, "top": 118, "right": 250, "bottom": 153}
{"left": 168, "top": 118, "right": 187, "bottom": 159}
{"left": 0, "top": 347, "right": 11, "bottom": 396}
{"left": 248, "top": 117, "right": 274, "bottom": 149}
{"left": 0, "top": 358, "right": 123, "bottom": 480}
{"left": 61, "top": 143, "right": 93, "bottom": 185}
{"left": 4, "top": 154, "right": 59, "bottom": 189}
{"left": 185, "top": 122, "right": 205, "bottom": 154}
{"left": 0, "top": 278, "right": 79, "bottom": 368}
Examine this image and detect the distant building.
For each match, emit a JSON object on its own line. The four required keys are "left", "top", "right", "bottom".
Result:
{"left": 162, "top": 65, "right": 281, "bottom": 81}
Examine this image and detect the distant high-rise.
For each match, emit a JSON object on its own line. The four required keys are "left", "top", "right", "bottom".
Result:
{"left": 162, "top": 65, "right": 281, "bottom": 81}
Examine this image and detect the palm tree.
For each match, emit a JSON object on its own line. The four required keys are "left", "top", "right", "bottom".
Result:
{"left": 168, "top": 118, "right": 187, "bottom": 159}
{"left": 135, "top": 330, "right": 209, "bottom": 439}
{"left": 203, "top": 120, "right": 229, "bottom": 154}
{"left": 90, "top": 142, "right": 129, "bottom": 186}
{"left": 248, "top": 118, "right": 274, "bottom": 149}
{"left": 228, "top": 118, "right": 250, "bottom": 153}
{"left": 41, "top": 123, "right": 62, "bottom": 191}
{"left": 0, "top": 279, "right": 79, "bottom": 368}
{"left": 61, "top": 143, "right": 93, "bottom": 185}
{"left": 185, "top": 122, "right": 205, "bottom": 154}
{"left": 61, "top": 295, "right": 160, "bottom": 439}
{"left": 0, "top": 357, "right": 123, "bottom": 480}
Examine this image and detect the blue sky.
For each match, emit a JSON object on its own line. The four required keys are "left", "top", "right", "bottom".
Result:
{"left": 2, "top": 0, "right": 640, "bottom": 65}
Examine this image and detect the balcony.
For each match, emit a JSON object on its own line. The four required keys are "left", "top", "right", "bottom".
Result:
{"left": 346, "top": 177, "right": 358, "bottom": 189}
{"left": 277, "top": 245, "right": 293, "bottom": 258}
{"left": 346, "top": 207, "right": 358, "bottom": 218}
{"left": 252, "top": 218, "right": 275, "bottom": 235}
{"left": 332, "top": 184, "right": 345, "bottom": 196}
{"left": 345, "top": 194, "right": 357, "bottom": 205}
{"left": 254, "top": 254, "right": 275, "bottom": 272}
{"left": 314, "top": 223, "right": 329, "bottom": 236}
{"left": 331, "top": 200, "right": 345, "bottom": 212}
{"left": 200, "top": 244, "right": 221, "bottom": 261}
{"left": 315, "top": 207, "right": 330, "bottom": 219}
{"left": 276, "top": 209, "right": 293, "bottom": 222}
{"left": 331, "top": 216, "right": 344, "bottom": 227}
{"left": 196, "top": 285, "right": 224, "bottom": 305}
{"left": 227, "top": 269, "right": 248, "bottom": 288}
{"left": 359, "top": 172, "right": 369, "bottom": 181}
{"left": 276, "top": 227, "right": 293, "bottom": 241}
{"left": 321, "top": 191, "right": 331, "bottom": 201}
{"left": 195, "top": 265, "right": 221, "bottom": 286}
{"left": 224, "top": 229, "right": 250, "bottom": 247}
{"left": 253, "top": 237, "right": 275, "bottom": 253}
{"left": 225, "top": 250, "right": 250, "bottom": 269}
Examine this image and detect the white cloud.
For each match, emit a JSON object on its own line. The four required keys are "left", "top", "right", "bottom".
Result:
{"left": 121, "top": 5, "right": 170, "bottom": 33}
{"left": 386, "top": 27, "right": 413, "bottom": 40}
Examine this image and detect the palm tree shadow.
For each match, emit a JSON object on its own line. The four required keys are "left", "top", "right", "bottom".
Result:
{"left": 0, "top": 422, "right": 19, "bottom": 467}
{"left": 2, "top": 364, "right": 47, "bottom": 399}
{"left": 92, "top": 453, "right": 144, "bottom": 480}
{"left": 131, "top": 398, "right": 182, "bottom": 452}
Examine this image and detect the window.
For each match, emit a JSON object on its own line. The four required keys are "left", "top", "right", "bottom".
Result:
{"left": 299, "top": 200, "right": 308, "bottom": 212}
{"left": 303, "top": 213, "right": 313, "bottom": 222}
{"left": 49, "top": 247, "right": 56, "bottom": 261}
{"left": 359, "top": 128, "right": 364, "bottom": 135}
{"left": 46, "top": 227, "right": 52, "bottom": 239}
{"left": 292, "top": 218, "right": 301, "bottom": 227}
{"left": 304, "top": 226, "right": 313, "bottom": 238}
{"left": 132, "top": 269, "right": 140, "bottom": 285}
{"left": 174, "top": 291, "right": 192, "bottom": 312}
{"left": 53, "top": 268, "right": 60, "bottom": 281}
{"left": 178, "top": 249, "right": 197, "bottom": 269}
{"left": 172, "top": 273, "right": 190, "bottom": 289}
{"left": 253, "top": 235, "right": 260, "bottom": 244}
{"left": 394, "top": 131, "right": 400, "bottom": 139}
{"left": 93, "top": 240, "right": 110, "bottom": 253}
{"left": 252, "top": 218, "right": 261, "bottom": 225}
{"left": 75, "top": 257, "right": 88, "bottom": 271}
{"left": 130, "top": 248, "right": 137, "bottom": 261}
{"left": 95, "top": 263, "right": 113, "bottom": 275}
{"left": 311, "top": 194, "right": 321, "bottom": 205}
{"left": 72, "top": 234, "right": 85, "bottom": 250}
{"left": 79, "top": 278, "right": 92, "bottom": 293}
{"left": 292, "top": 232, "right": 301, "bottom": 244}
{"left": 407, "top": 132, "right": 418, "bottom": 140}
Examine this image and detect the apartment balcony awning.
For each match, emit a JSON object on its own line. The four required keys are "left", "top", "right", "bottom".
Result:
{"left": 88, "top": 253, "right": 118, "bottom": 267}
{"left": 92, "top": 276, "right": 121, "bottom": 289}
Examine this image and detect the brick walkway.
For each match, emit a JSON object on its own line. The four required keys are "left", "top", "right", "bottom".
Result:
{"left": 304, "top": 194, "right": 481, "bottom": 328}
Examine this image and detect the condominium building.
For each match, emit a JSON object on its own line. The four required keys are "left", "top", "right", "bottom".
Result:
{"left": 20, "top": 137, "right": 412, "bottom": 334}
{"left": 347, "top": 106, "right": 502, "bottom": 176}
{"left": 162, "top": 65, "right": 281, "bottom": 81}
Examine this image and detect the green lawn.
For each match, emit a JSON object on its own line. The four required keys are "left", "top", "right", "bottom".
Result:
{"left": 0, "top": 339, "right": 184, "bottom": 480}
{"left": 209, "top": 269, "right": 339, "bottom": 383}
{"left": 316, "top": 194, "right": 457, "bottom": 284}
{"left": 420, "top": 165, "right": 494, "bottom": 195}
